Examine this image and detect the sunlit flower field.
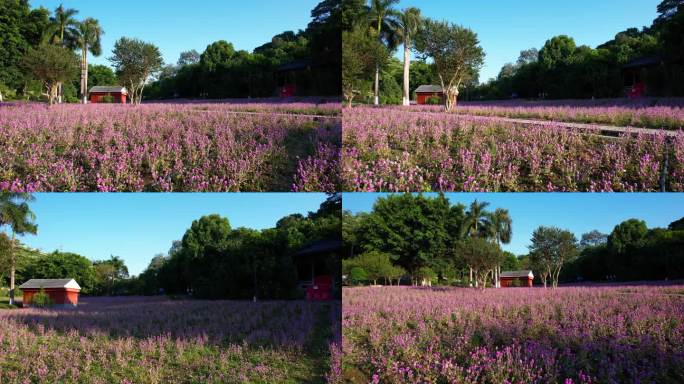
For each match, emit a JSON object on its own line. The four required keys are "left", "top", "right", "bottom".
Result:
{"left": 0, "top": 296, "right": 339, "bottom": 384}
{"left": 342, "top": 107, "right": 684, "bottom": 191}
{"left": 0, "top": 102, "right": 340, "bottom": 192}
{"left": 342, "top": 285, "right": 684, "bottom": 384}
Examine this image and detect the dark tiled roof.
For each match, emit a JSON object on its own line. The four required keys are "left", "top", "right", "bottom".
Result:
{"left": 19, "top": 278, "right": 81, "bottom": 289}
{"left": 297, "top": 239, "right": 343, "bottom": 256}
{"left": 622, "top": 55, "right": 664, "bottom": 69}
{"left": 415, "top": 85, "right": 443, "bottom": 93}
{"left": 89, "top": 86, "right": 127, "bottom": 94}
{"left": 500, "top": 270, "right": 534, "bottom": 278}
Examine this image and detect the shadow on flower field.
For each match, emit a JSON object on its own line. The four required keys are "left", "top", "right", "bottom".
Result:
{"left": 0, "top": 296, "right": 341, "bottom": 384}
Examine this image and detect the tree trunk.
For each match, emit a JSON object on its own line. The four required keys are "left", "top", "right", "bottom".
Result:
{"left": 374, "top": 64, "right": 380, "bottom": 105}
{"left": 81, "top": 46, "right": 88, "bottom": 104}
{"left": 444, "top": 87, "right": 459, "bottom": 112}
{"left": 402, "top": 44, "right": 410, "bottom": 106}
{"left": 9, "top": 233, "right": 16, "bottom": 306}
{"left": 469, "top": 267, "right": 473, "bottom": 287}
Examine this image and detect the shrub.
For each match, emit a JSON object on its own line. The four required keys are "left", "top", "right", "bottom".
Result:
{"left": 101, "top": 94, "right": 115, "bottom": 103}
{"left": 350, "top": 267, "right": 368, "bottom": 285}
{"left": 426, "top": 95, "right": 442, "bottom": 105}
{"left": 32, "top": 288, "right": 53, "bottom": 308}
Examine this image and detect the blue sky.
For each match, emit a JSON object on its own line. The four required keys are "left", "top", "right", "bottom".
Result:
{"left": 396, "top": 0, "right": 661, "bottom": 81}
{"left": 12, "top": 193, "right": 327, "bottom": 276}
{"left": 343, "top": 193, "right": 684, "bottom": 257}
{"left": 29, "top": 0, "right": 320, "bottom": 68}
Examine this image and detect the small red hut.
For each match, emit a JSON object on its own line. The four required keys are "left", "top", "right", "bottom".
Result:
{"left": 19, "top": 278, "right": 81, "bottom": 308}
{"left": 415, "top": 85, "right": 445, "bottom": 105}
{"left": 500, "top": 270, "right": 534, "bottom": 288}
{"left": 296, "top": 239, "right": 341, "bottom": 301}
{"left": 89, "top": 86, "right": 127, "bottom": 104}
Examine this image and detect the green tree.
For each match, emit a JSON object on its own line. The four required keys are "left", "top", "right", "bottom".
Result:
{"left": 489, "top": 208, "right": 512, "bottom": 287}
{"left": 87, "top": 64, "right": 116, "bottom": 87}
{"left": 177, "top": 49, "right": 200, "bottom": 67}
{"left": 0, "top": 193, "right": 38, "bottom": 305}
{"left": 109, "top": 37, "right": 163, "bottom": 104}
{"left": 342, "top": 23, "right": 381, "bottom": 107}
{"left": 93, "top": 255, "right": 129, "bottom": 295}
{"left": 395, "top": 7, "right": 422, "bottom": 106}
{"left": 669, "top": 217, "right": 684, "bottom": 231}
{"left": 75, "top": 17, "right": 103, "bottom": 103}
{"left": 23, "top": 251, "right": 96, "bottom": 294}
{"left": 454, "top": 237, "right": 501, "bottom": 289}
{"left": 362, "top": 194, "right": 450, "bottom": 279}
{"left": 368, "top": 0, "right": 399, "bottom": 106}
{"left": 345, "top": 250, "right": 394, "bottom": 285}
{"left": 529, "top": 226, "right": 578, "bottom": 288}
{"left": 21, "top": 44, "right": 79, "bottom": 105}
{"left": 415, "top": 19, "right": 484, "bottom": 111}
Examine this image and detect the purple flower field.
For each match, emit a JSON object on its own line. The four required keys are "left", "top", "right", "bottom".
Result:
{"left": 342, "top": 285, "right": 684, "bottom": 384}
{"left": 0, "top": 296, "right": 339, "bottom": 384}
{"left": 0, "top": 102, "right": 340, "bottom": 192}
{"left": 343, "top": 107, "right": 684, "bottom": 191}
{"left": 402, "top": 98, "right": 684, "bottom": 130}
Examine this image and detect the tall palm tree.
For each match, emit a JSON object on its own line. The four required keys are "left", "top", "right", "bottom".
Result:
{"left": 48, "top": 4, "right": 79, "bottom": 47}
{"left": 396, "top": 7, "right": 421, "bottom": 106}
{"left": 462, "top": 200, "right": 491, "bottom": 238}
{"left": 460, "top": 200, "right": 491, "bottom": 286}
{"left": 489, "top": 208, "right": 512, "bottom": 287}
{"left": 46, "top": 4, "right": 79, "bottom": 103}
{"left": 75, "top": 18, "right": 103, "bottom": 104}
{"left": 0, "top": 193, "right": 37, "bottom": 306}
{"left": 368, "top": 0, "right": 399, "bottom": 106}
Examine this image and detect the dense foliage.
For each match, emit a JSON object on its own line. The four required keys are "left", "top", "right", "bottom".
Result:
{"left": 343, "top": 194, "right": 512, "bottom": 287}
{"left": 0, "top": 0, "right": 340, "bottom": 101}
{"left": 474, "top": 0, "right": 684, "bottom": 99}
{"left": 136, "top": 194, "right": 342, "bottom": 300}
{"left": 562, "top": 217, "right": 684, "bottom": 282}
{"left": 146, "top": 1, "right": 342, "bottom": 99}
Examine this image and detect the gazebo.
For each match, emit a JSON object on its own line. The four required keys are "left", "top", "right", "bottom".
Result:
{"left": 296, "top": 239, "right": 342, "bottom": 301}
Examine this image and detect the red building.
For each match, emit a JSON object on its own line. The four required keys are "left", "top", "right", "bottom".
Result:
{"left": 89, "top": 86, "right": 127, "bottom": 104}
{"left": 296, "top": 239, "right": 341, "bottom": 301}
{"left": 19, "top": 278, "right": 81, "bottom": 308}
{"left": 415, "top": 85, "right": 445, "bottom": 105}
{"left": 500, "top": 271, "right": 534, "bottom": 288}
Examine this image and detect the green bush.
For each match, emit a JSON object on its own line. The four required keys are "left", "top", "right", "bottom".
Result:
{"left": 101, "top": 94, "right": 115, "bottom": 103}
{"left": 350, "top": 267, "right": 368, "bottom": 285}
{"left": 32, "top": 288, "right": 53, "bottom": 308}
{"left": 426, "top": 95, "right": 442, "bottom": 105}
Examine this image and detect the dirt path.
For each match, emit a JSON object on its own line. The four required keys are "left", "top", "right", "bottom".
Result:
{"left": 454, "top": 113, "right": 681, "bottom": 138}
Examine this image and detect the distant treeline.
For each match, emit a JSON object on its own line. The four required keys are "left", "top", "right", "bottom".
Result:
{"left": 343, "top": 194, "right": 684, "bottom": 286}
{"left": 2, "top": 195, "right": 342, "bottom": 300}
{"left": 472, "top": 0, "right": 684, "bottom": 99}
{"left": 145, "top": 1, "right": 342, "bottom": 99}
{"left": 136, "top": 195, "right": 341, "bottom": 299}
{"left": 561, "top": 218, "right": 684, "bottom": 282}
{"left": 0, "top": 0, "right": 341, "bottom": 100}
